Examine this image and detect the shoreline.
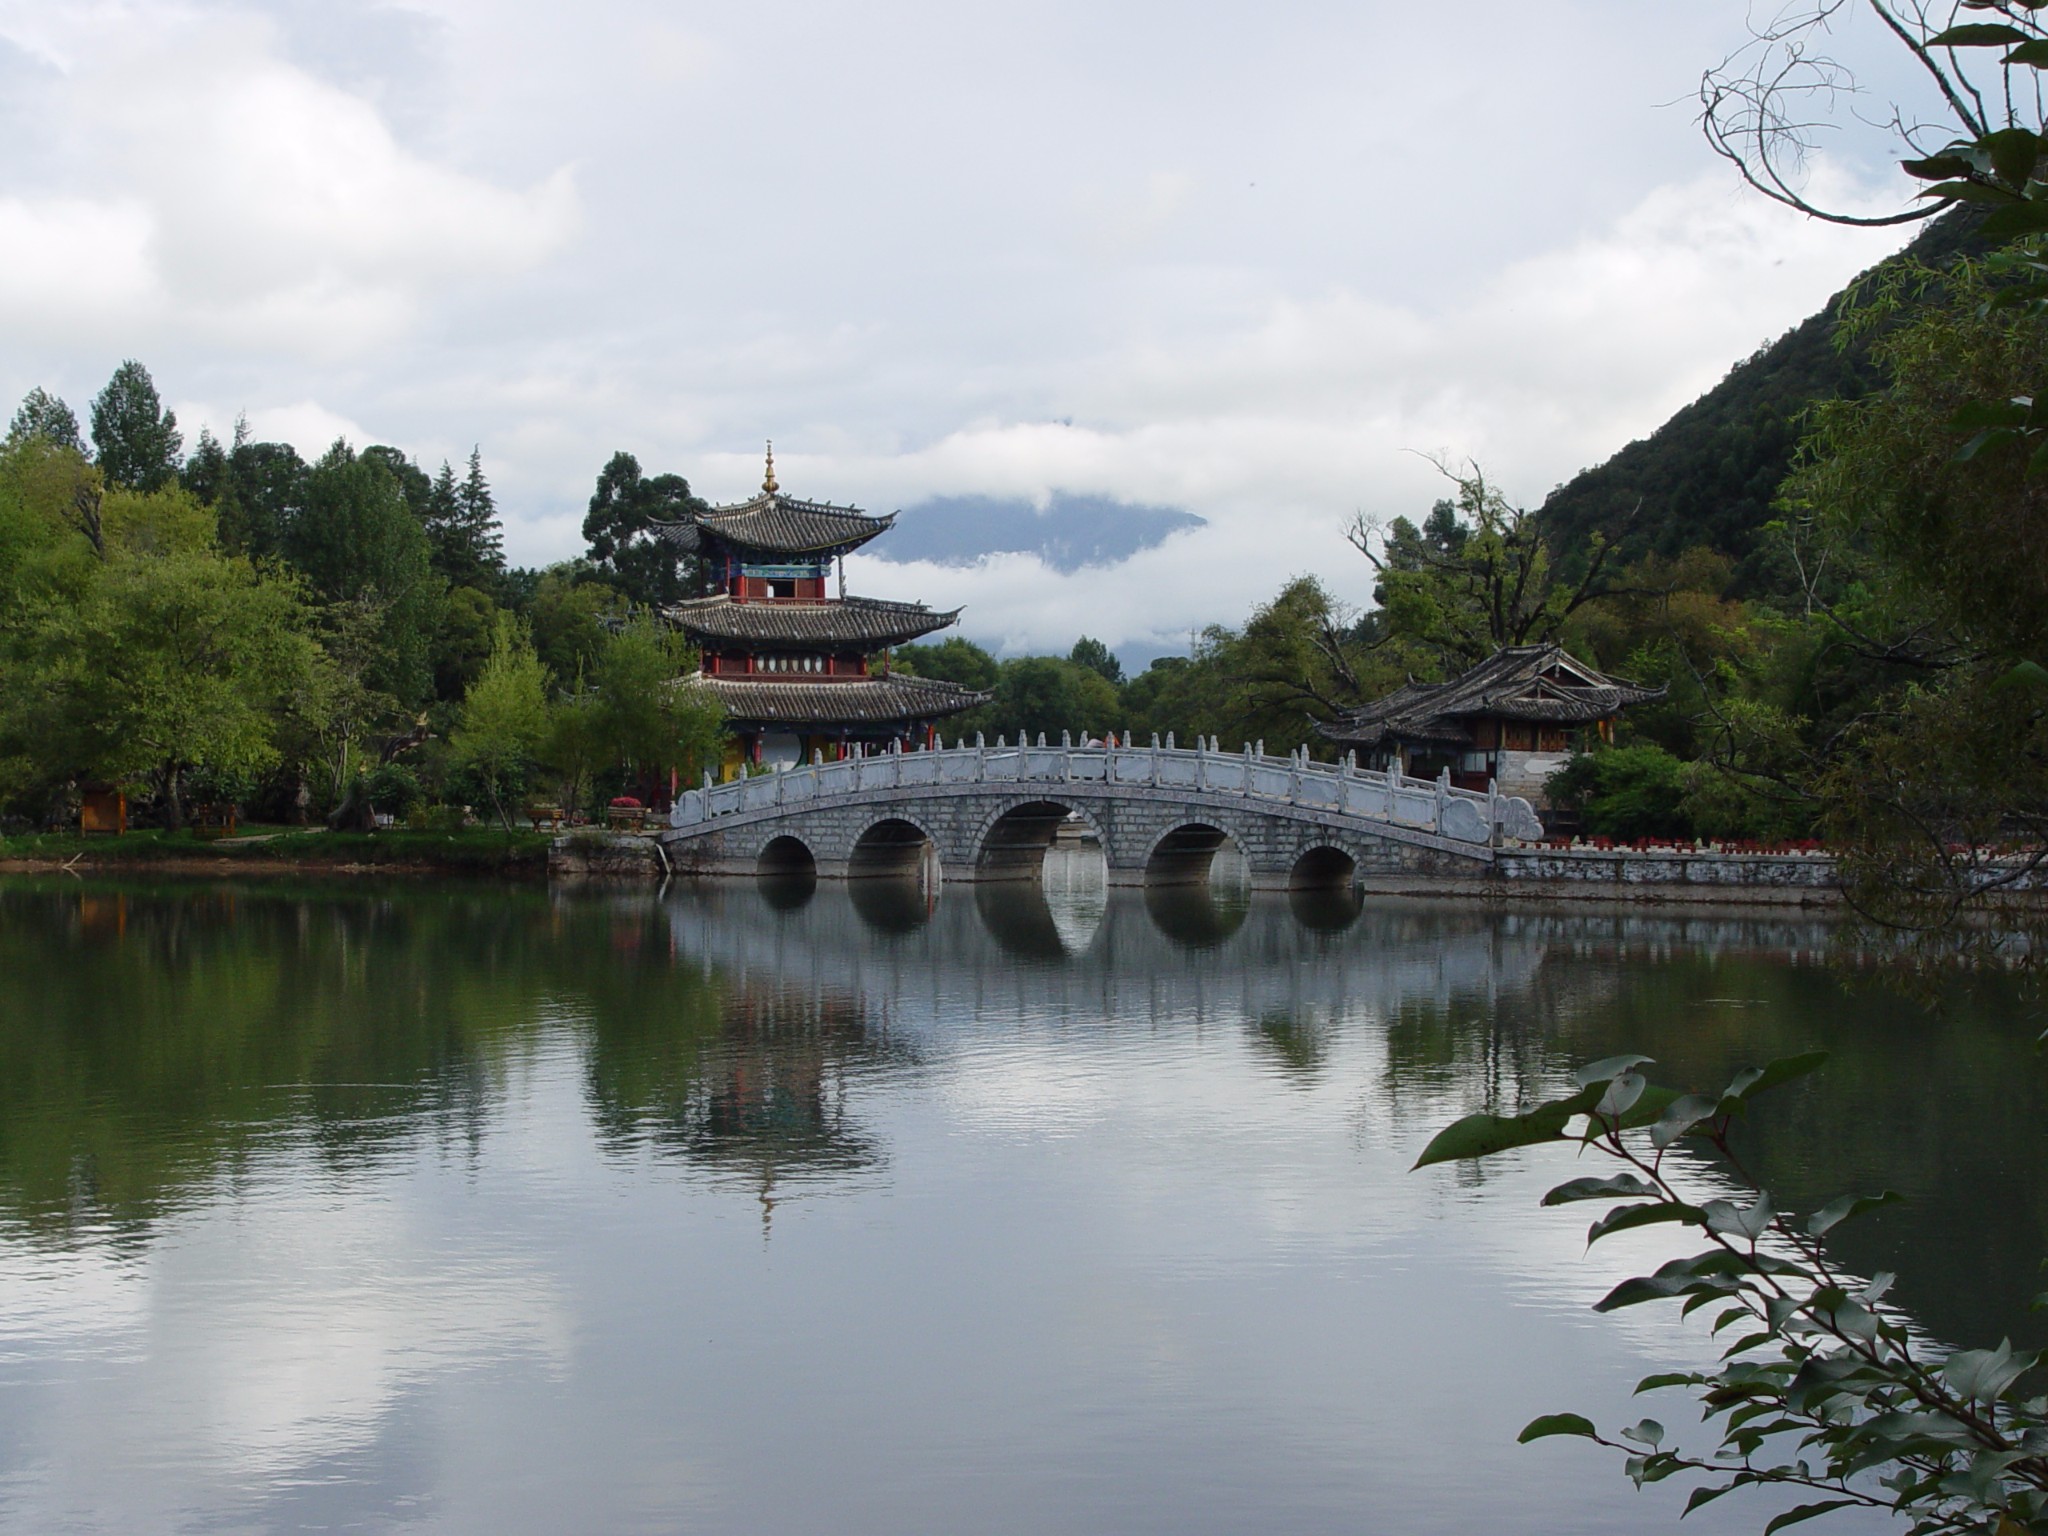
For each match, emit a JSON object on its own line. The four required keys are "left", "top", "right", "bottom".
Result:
{"left": 0, "top": 828, "right": 554, "bottom": 880}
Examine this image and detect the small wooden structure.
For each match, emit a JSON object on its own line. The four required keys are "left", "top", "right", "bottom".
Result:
{"left": 193, "top": 803, "right": 239, "bottom": 839}
{"left": 79, "top": 785, "right": 127, "bottom": 836}
{"left": 1317, "top": 643, "right": 1663, "bottom": 804}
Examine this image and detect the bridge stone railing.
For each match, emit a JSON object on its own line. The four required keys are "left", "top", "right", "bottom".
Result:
{"left": 668, "top": 736, "right": 1545, "bottom": 847}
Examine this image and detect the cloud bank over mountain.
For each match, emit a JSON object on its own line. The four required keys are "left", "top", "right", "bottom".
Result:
{"left": 0, "top": 0, "right": 1926, "bottom": 656}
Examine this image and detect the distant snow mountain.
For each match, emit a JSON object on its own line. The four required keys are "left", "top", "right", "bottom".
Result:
{"left": 870, "top": 493, "right": 1204, "bottom": 572}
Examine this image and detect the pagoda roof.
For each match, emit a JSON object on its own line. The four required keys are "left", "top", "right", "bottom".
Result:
{"left": 663, "top": 595, "right": 959, "bottom": 649}
{"left": 651, "top": 493, "right": 894, "bottom": 559}
{"left": 1317, "top": 644, "right": 1664, "bottom": 749}
{"left": 685, "top": 673, "right": 991, "bottom": 728}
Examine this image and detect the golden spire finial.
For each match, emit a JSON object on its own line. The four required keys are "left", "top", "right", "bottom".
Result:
{"left": 763, "top": 440, "right": 778, "bottom": 495}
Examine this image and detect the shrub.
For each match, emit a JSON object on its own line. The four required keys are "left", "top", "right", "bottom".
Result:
{"left": 1548, "top": 746, "right": 1694, "bottom": 841}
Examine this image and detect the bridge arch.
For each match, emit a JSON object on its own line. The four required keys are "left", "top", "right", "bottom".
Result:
{"left": 756, "top": 833, "right": 818, "bottom": 878}
{"left": 1143, "top": 820, "right": 1247, "bottom": 886}
{"left": 970, "top": 798, "right": 1108, "bottom": 883}
{"left": 1288, "top": 843, "right": 1359, "bottom": 890}
{"left": 848, "top": 812, "right": 941, "bottom": 880}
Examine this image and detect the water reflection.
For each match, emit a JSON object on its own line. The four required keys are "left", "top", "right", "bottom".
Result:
{"left": 847, "top": 874, "right": 931, "bottom": 935}
{"left": 755, "top": 870, "right": 817, "bottom": 911}
{"left": 0, "top": 872, "right": 2041, "bottom": 1536}
{"left": 1143, "top": 881, "right": 1249, "bottom": 949}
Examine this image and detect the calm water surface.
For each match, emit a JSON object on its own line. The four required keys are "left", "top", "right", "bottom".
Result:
{"left": 0, "top": 856, "right": 2042, "bottom": 1535}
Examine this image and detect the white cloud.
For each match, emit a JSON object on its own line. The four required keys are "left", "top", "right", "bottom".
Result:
{"left": 0, "top": 1, "right": 1923, "bottom": 655}
{"left": 0, "top": 4, "right": 576, "bottom": 358}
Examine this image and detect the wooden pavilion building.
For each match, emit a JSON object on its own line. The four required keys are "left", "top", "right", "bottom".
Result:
{"left": 656, "top": 448, "right": 991, "bottom": 776}
{"left": 1316, "top": 643, "right": 1663, "bottom": 803}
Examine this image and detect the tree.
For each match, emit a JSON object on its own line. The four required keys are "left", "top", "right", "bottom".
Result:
{"left": 524, "top": 566, "right": 620, "bottom": 682}
{"left": 89, "top": 361, "right": 182, "bottom": 492}
{"left": 287, "top": 441, "right": 442, "bottom": 707}
{"left": 1067, "top": 635, "right": 1125, "bottom": 686}
{"left": 584, "top": 619, "right": 724, "bottom": 793}
{"left": 895, "top": 636, "right": 1000, "bottom": 691}
{"left": 1351, "top": 461, "right": 1628, "bottom": 672}
{"left": 223, "top": 434, "right": 306, "bottom": 561}
{"left": 451, "top": 615, "right": 551, "bottom": 830}
{"left": 416, "top": 449, "right": 507, "bottom": 593}
{"left": 1772, "top": 260, "right": 2048, "bottom": 954}
{"left": 455, "top": 447, "right": 506, "bottom": 586}
{"left": 7, "top": 485, "right": 318, "bottom": 828}
{"left": 581, "top": 451, "right": 706, "bottom": 608}
{"left": 992, "top": 656, "right": 1120, "bottom": 744}
{"left": 7, "top": 388, "right": 84, "bottom": 454}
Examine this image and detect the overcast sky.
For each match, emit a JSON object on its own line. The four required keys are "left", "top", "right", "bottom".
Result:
{"left": 0, "top": 1, "right": 1929, "bottom": 658}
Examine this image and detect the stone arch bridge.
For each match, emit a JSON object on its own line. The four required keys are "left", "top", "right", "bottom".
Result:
{"left": 658, "top": 739, "right": 1544, "bottom": 889}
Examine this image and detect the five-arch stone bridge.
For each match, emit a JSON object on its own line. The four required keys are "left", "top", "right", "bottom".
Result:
{"left": 656, "top": 738, "right": 1545, "bottom": 889}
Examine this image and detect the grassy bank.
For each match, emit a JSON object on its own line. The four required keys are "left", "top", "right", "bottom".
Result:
{"left": 0, "top": 825, "right": 554, "bottom": 875}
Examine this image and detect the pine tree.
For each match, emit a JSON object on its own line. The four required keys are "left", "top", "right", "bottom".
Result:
{"left": 421, "top": 447, "right": 506, "bottom": 592}
{"left": 182, "top": 426, "right": 232, "bottom": 507}
{"left": 7, "top": 387, "right": 86, "bottom": 453}
{"left": 89, "top": 360, "right": 183, "bottom": 490}
{"left": 454, "top": 446, "right": 505, "bottom": 584}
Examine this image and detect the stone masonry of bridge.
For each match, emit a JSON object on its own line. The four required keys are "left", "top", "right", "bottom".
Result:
{"left": 645, "top": 740, "right": 1532, "bottom": 889}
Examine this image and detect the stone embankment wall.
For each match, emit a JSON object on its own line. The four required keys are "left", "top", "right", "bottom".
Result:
{"left": 550, "top": 833, "right": 665, "bottom": 882}
{"left": 1481, "top": 848, "right": 1840, "bottom": 905}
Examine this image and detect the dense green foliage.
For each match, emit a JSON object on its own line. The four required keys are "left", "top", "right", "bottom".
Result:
{"left": 1538, "top": 212, "right": 1986, "bottom": 591}
{"left": 0, "top": 362, "right": 723, "bottom": 835}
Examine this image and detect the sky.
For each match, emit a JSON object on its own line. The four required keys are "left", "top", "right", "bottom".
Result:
{"left": 0, "top": 1, "right": 1935, "bottom": 660}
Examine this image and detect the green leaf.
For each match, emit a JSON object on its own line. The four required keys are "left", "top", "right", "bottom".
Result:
{"left": 1951, "top": 397, "right": 2033, "bottom": 430}
{"left": 1945, "top": 1339, "right": 2036, "bottom": 1403}
{"left": 1596, "top": 1069, "right": 1647, "bottom": 1120}
{"left": 1990, "top": 660, "right": 2048, "bottom": 696}
{"left": 1985, "top": 127, "right": 2046, "bottom": 187}
{"left": 1542, "top": 1173, "right": 1660, "bottom": 1206}
{"left": 1411, "top": 1084, "right": 1599, "bottom": 1168}
{"left": 1763, "top": 1500, "right": 1863, "bottom": 1532}
{"left": 1928, "top": 22, "right": 2032, "bottom": 44}
{"left": 1981, "top": 200, "right": 2048, "bottom": 238}
{"left": 1704, "top": 1192, "right": 1775, "bottom": 1241}
{"left": 1721, "top": 1053, "right": 1827, "bottom": 1112}
{"left": 1684, "top": 1483, "right": 1734, "bottom": 1515}
{"left": 1650, "top": 1092, "right": 1719, "bottom": 1149}
{"left": 1588, "top": 1201, "right": 1707, "bottom": 1246}
{"left": 1958, "top": 425, "right": 2021, "bottom": 462}
{"left": 1808, "top": 1190, "right": 1903, "bottom": 1236}
{"left": 1914, "top": 177, "right": 2027, "bottom": 203}
{"left": 1518, "top": 1412, "right": 1597, "bottom": 1443}
{"left": 1572, "top": 1053, "right": 1655, "bottom": 1088}
{"left": 2006, "top": 38, "right": 2048, "bottom": 64}
{"left": 1901, "top": 153, "right": 1976, "bottom": 179}
{"left": 1722, "top": 1330, "right": 1776, "bottom": 1358}
{"left": 2028, "top": 437, "right": 2048, "bottom": 478}
{"left": 1635, "top": 1372, "right": 1697, "bottom": 1393}
{"left": 1620, "top": 1417, "right": 1664, "bottom": 1447}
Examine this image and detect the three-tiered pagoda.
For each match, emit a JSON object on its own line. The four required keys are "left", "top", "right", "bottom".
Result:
{"left": 655, "top": 448, "right": 991, "bottom": 776}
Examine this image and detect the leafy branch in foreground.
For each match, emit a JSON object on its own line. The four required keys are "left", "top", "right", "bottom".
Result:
{"left": 1416, "top": 1053, "right": 2048, "bottom": 1533}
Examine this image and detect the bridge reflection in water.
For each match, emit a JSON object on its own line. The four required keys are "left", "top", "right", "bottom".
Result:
{"left": 652, "top": 848, "right": 1843, "bottom": 1048}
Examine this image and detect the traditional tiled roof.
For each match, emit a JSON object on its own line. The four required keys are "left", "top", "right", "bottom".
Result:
{"left": 651, "top": 493, "right": 894, "bottom": 558}
{"left": 1317, "top": 644, "right": 1664, "bottom": 749}
{"left": 685, "top": 673, "right": 991, "bottom": 727}
{"left": 663, "top": 595, "right": 959, "bottom": 649}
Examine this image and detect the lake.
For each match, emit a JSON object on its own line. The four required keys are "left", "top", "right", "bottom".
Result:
{"left": 0, "top": 858, "right": 2040, "bottom": 1534}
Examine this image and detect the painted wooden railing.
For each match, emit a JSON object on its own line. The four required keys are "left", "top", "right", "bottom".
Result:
{"left": 667, "top": 734, "right": 1544, "bottom": 847}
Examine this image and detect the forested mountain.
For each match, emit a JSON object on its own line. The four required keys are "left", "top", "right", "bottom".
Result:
{"left": 1538, "top": 210, "right": 1986, "bottom": 589}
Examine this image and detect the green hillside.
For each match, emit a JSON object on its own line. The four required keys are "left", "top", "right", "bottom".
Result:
{"left": 1537, "top": 210, "right": 1986, "bottom": 590}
